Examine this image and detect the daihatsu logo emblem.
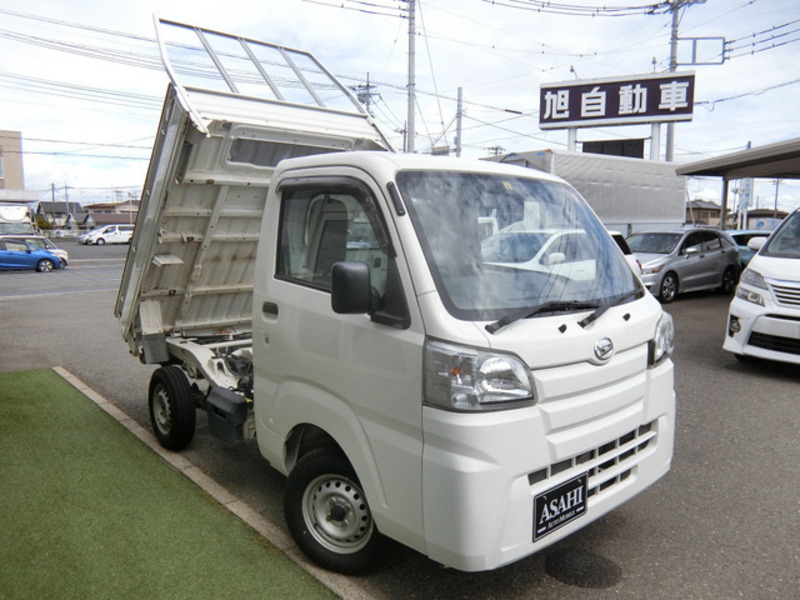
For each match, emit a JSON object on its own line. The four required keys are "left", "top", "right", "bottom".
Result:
{"left": 594, "top": 337, "right": 614, "bottom": 362}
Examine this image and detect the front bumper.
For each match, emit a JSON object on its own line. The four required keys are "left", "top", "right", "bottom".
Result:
{"left": 420, "top": 350, "right": 675, "bottom": 572}
{"left": 724, "top": 294, "right": 800, "bottom": 365}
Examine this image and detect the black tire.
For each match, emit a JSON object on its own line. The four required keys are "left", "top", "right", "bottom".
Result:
{"left": 719, "top": 266, "right": 737, "bottom": 294}
{"left": 148, "top": 366, "right": 196, "bottom": 451}
{"left": 95, "top": 238, "right": 105, "bottom": 245}
{"left": 284, "top": 449, "right": 381, "bottom": 574}
{"left": 659, "top": 272, "right": 678, "bottom": 303}
{"left": 36, "top": 259, "right": 55, "bottom": 272}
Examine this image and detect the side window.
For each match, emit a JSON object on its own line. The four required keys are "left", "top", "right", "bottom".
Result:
{"left": 701, "top": 231, "right": 721, "bottom": 250}
{"left": 4, "top": 241, "right": 28, "bottom": 253}
{"left": 682, "top": 232, "right": 703, "bottom": 254}
{"left": 277, "top": 186, "right": 389, "bottom": 295}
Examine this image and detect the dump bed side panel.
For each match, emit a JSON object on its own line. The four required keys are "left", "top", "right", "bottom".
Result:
{"left": 116, "top": 20, "right": 391, "bottom": 360}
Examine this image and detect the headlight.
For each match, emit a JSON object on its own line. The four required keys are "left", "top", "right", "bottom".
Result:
{"left": 648, "top": 312, "right": 675, "bottom": 367}
{"left": 736, "top": 268, "right": 767, "bottom": 305}
{"left": 736, "top": 287, "right": 764, "bottom": 306}
{"left": 423, "top": 339, "right": 534, "bottom": 411}
{"left": 642, "top": 263, "right": 665, "bottom": 275}
{"left": 740, "top": 268, "right": 767, "bottom": 289}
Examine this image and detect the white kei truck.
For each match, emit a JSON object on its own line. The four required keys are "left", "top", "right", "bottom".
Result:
{"left": 116, "top": 19, "right": 676, "bottom": 574}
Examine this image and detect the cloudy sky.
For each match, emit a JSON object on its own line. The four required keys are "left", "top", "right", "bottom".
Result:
{"left": 1, "top": 0, "right": 798, "bottom": 211}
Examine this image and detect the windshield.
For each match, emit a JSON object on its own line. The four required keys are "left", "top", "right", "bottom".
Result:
{"left": 396, "top": 170, "right": 641, "bottom": 321}
{"left": 761, "top": 211, "right": 800, "bottom": 258}
{"left": 627, "top": 232, "right": 682, "bottom": 254}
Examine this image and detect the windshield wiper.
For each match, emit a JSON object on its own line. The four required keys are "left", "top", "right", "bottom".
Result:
{"left": 486, "top": 300, "right": 600, "bottom": 334}
{"left": 577, "top": 289, "right": 643, "bottom": 329}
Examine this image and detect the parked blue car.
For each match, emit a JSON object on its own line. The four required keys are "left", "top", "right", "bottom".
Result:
{"left": 0, "top": 239, "right": 63, "bottom": 272}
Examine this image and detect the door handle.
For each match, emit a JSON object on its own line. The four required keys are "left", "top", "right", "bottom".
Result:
{"left": 262, "top": 302, "right": 278, "bottom": 316}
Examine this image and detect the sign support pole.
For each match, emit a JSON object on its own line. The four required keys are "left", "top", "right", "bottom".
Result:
{"left": 650, "top": 123, "right": 661, "bottom": 160}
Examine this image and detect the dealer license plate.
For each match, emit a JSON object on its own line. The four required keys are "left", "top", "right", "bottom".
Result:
{"left": 533, "top": 473, "right": 588, "bottom": 541}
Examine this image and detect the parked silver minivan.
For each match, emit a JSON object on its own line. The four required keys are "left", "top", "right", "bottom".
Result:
{"left": 627, "top": 227, "right": 740, "bottom": 303}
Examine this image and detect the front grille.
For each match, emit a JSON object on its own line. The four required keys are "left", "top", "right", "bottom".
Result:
{"left": 748, "top": 331, "right": 800, "bottom": 355}
{"left": 528, "top": 422, "right": 656, "bottom": 498}
{"left": 770, "top": 280, "right": 800, "bottom": 307}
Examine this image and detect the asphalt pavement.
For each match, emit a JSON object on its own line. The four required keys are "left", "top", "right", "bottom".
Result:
{"left": 1, "top": 239, "right": 798, "bottom": 599}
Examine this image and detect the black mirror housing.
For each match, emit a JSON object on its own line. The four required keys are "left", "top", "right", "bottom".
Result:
{"left": 331, "top": 261, "right": 372, "bottom": 314}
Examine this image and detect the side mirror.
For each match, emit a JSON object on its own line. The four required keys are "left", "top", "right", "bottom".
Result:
{"left": 747, "top": 237, "right": 767, "bottom": 251}
{"left": 331, "top": 261, "right": 372, "bottom": 314}
{"left": 544, "top": 252, "right": 566, "bottom": 266}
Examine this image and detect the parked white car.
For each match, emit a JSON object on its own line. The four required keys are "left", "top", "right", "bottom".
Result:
{"left": 724, "top": 208, "right": 800, "bottom": 364}
{"left": 481, "top": 229, "right": 598, "bottom": 280}
{"left": 608, "top": 230, "right": 642, "bottom": 276}
{"left": 79, "top": 224, "right": 134, "bottom": 245}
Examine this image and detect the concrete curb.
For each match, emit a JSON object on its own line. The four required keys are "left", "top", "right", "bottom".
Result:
{"left": 52, "top": 366, "right": 377, "bottom": 600}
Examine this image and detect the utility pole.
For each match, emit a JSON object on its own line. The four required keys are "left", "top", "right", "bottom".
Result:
{"left": 665, "top": 0, "right": 706, "bottom": 161}
{"left": 455, "top": 87, "right": 463, "bottom": 157}
{"left": 352, "top": 73, "right": 378, "bottom": 116}
{"left": 773, "top": 179, "right": 782, "bottom": 220}
{"left": 486, "top": 145, "right": 505, "bottom": 157}
{"left": 665, "top": 2, "right": 680, "bottom": 161}
{"left": 406, "top": 0, "right": 416, "bottom": 153}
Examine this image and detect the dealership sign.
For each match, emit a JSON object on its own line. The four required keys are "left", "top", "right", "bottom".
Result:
{"left": 539, "top": 72, "right": 695, "bottom": 130}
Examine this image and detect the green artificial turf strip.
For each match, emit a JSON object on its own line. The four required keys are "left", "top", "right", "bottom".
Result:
{"left": 0, "top": 369, "right": 338, "bottom": 600}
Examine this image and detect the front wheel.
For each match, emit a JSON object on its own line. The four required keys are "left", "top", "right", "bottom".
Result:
{"left": 148, "top": 366, "right": 195, "bottom": 450}
{"left": 659, "top": 272, "right": 678, "bottom": 303}
{"left": 36, "top": 259, "right": 55, "bottom": 272}
{"left": 95, "top": 238, "right": 105, "bottom": 245}
{"left": 284, "top": 450, "right": 381, "bottom": 574}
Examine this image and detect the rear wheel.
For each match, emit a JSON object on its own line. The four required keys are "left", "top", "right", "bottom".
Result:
{"left": 148, "top": 366, "right": 195, "bottom": 450}
{"left": 719, "top": 266, "right": 737, "bottom": 294}
{"left": 36, "top": 259, "right": 55, "bottom": 272}
{"left": 658, "top": 272, "right": 678, "bottom": 303}
{"left": 285, "top": 449, "right": 381, "bottom": 574}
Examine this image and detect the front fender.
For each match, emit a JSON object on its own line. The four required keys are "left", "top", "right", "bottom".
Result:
{"left": 255, "top": 380, "right": 388, "bottom": 509}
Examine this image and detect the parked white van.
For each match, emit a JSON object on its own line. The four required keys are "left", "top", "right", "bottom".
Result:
{"left": 116, "top": 19, "right": 676, "bottom": 575}
{"left": 79, "top": 224, "right": 134, "bottom": 245}
{"left": 724, "top": 208, "right": 800, "bottom": 364}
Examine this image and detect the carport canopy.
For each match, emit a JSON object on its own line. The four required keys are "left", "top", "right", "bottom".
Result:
{"left": 675, "top": 137, "right": 800, "bottom": 228}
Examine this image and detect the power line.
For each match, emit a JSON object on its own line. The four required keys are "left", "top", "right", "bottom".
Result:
{"left": 481, "top": 0, "right": 669, "bottom": 17}
{"left": 302, "top": 0, "right": 409, "bottom": 18}
{"left": 0, "top": 71, "right": 163, "bottom": 110}
{"left": 696, "top": 77, "right": 800, "bottom": 110}
{"left": 725, "top": 16, "right": 800, "bottom": 45}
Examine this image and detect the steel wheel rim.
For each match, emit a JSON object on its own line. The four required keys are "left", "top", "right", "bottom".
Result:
{"left": 302, "top": 473, "right": 373, "bottom": 554}
{"left": 152, "top": 385, "right": 172, "bottom": 435}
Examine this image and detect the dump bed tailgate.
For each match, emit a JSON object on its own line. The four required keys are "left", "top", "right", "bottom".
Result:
{"left": 115, "top": 20, "right": 391, "bottom": 360}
